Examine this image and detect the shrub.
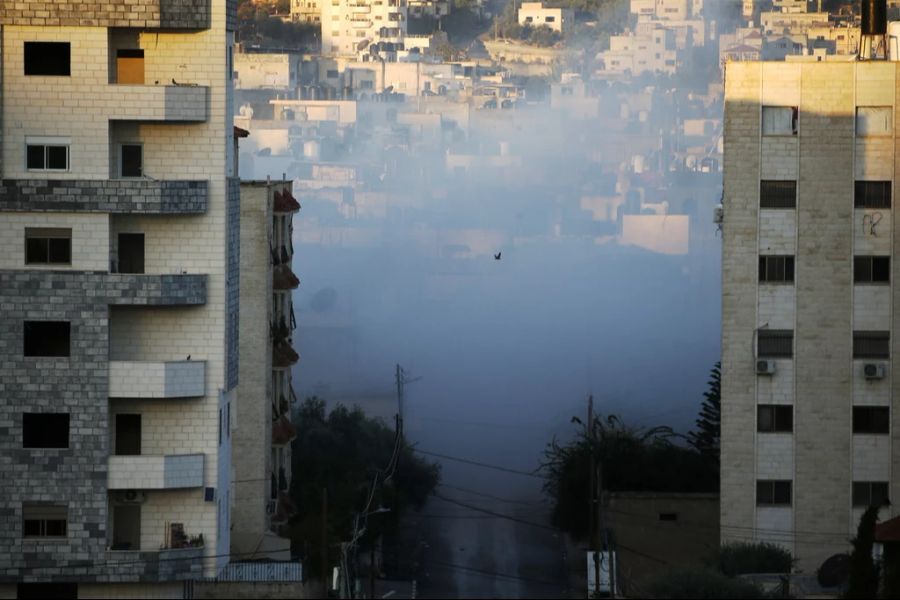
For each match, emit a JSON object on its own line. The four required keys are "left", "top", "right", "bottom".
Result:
{"left": 710, "top": 542, "right": 793, "bottom": 577}
{"left": 646, "top": 568, "right": 764, "bottom": 599}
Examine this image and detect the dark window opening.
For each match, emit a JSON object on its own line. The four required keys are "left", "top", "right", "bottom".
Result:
{"left": 756, "top": 480, "right": 792, "bottom": 506}
{"left": 115, "top": 414, "right": 142, "bottom": 456}
{"left": 26, "top": 144, "right": 68, "bottom": 171}
{"left": 22, "top": 504, "right": 68, "bottom": 538}
{"left": 117, "top": 233, "right": 145, "bottom": 274}
{"left": 759, "top": 255, "right": 795, "bottom": 283}
{"left": 854, "top": 331, "right": 890, "bottom": 359}
{"left": 853, "top": 481, "right": 889, "bottom": 507}
{"left": 757, "top": 405, "right": 793, "bottom": 433}
{"left": 17, "top": 583, "right": 78, "bottom": 600}
{"left": 25, "top": 228, "right": 71, "bottom": 265}
{"left": 855, "top": 181, "right": 892, "bottom": 209}
{"left": 658, "top": 512, "right": 678, "bottom": 522}
{"left": 758, "top": 329, "right": 793, "bottom": 358}
{"left": 855, "top": 256, "right": 890, "bottom": 284}
{"left": 120, "top": 144, "right": 142, "bottom": 177}
{"left": 23, "top": 413, "right": 69, "bottom": 448}
{"left": 853, "top": 406, "right": 890, "bottom": 434}
{"left": 111, "top": 504, "right": 141, "bottom": 551}
{"left": 24, "top": 42, "right": 71, "bottom": 76}
{"left": 760, "top": 180, "right": 797, "bottom": 209}
{"left": 23, "top": 321, "right": 70, "bottom": 357}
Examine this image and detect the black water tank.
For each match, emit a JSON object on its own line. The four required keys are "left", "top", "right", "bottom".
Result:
{"left": 862, "top": 0, "right": 888, "bottom": 35}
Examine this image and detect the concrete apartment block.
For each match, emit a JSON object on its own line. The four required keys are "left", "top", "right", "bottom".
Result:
{"left": 722, "top": 60, "right": 900, "bottom": 572}
{"left": 0, "top": 0, "right": 240, "bottom": 595}
{"left": 321, "top": 0, "right": 408, "bottom": 59}
{"left": 231, "top": 180, "right": 299, "bottom": 563}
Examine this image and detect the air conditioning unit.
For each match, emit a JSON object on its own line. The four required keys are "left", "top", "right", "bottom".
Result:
{"left": 756, "top": 359, "right": 776, "bottom": 375}
{"left": 864, "top": 363, "right": 887, "bottom": 380}
{"left": 713, "top": 204, "right": 724, "bottom": 224}
{"left": 116, "top": 490, "right": 147, "bottom": 504}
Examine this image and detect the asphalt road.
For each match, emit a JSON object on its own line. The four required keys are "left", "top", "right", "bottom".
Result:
{"left": 414, "top": 491, "right": 571, "bottom": 599}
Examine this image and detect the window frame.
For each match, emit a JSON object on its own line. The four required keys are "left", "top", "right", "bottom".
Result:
{"left": 22, "top": 413, "right": 70, "bottom": 449}
{"left": 854, "top": 255, "right": 891, "bottom": 284}
{"left": 757, "top": 405, "right": 793, "bottom": 433}
{"left": 855, "top": 181, "right": 892, "bottom": 209}
{"left": 762, "top": 105, "right": 798, "bottom": 136}
{"left": 759, "top": 255, "right": 795, "bottom": 284}
{"left": 856, "top": 106, "right": 892, "bottom": 137}
{"left": 757, "top": 329, "right": 793, "bottom": 359}
{"left": 760, "top": 180, "right": 797, "bottom": 209}
{"left": 26, "top": 141, "right": 70, "bottom": 172}
{"left": 756, "top": 480, "right": 792, "bottom": 506}
{"left": 23, "top": 321, "right": 71, "bottom": 358}
{"left": 24, "top": 228, "right": 72, "bottom": 266}
{"left": 853, "top": 331, "right": 890, "bottom": 360}
{"left": 119, "top": 143, "right": 143, "bottom": 178}
{"left": 853, "top": 406, "right": 890, "bottom": 434}
{"left": 22, "top": 504, "right": 68, "bottom": 539}
{"left": 852, "top": 481, "right": 889, "bottom": 508}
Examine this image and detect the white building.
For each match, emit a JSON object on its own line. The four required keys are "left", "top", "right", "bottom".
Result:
{"left": 517, "top": 2, "right": 574, "bottom": 33}
{"left": 0, "top": 1, "right": 241, "bottom": 597}
{"left": 597, "top": 23, "right": 679, "bottom": 75}
{"left": 722, "top": 60, "right": 900, "bottom": 573}
{"left": 321, "top": 0, "right": 409, "bottom": 59}
{"left": 292, "top": 0, "right": 322, "bottom": 24}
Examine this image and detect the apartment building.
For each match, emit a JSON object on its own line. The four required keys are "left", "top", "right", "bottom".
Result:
{"left": 232, "top": 180, "right": 300, "bottom": 565}
{"left": 0, "top": 1, "right": 239, "bottom": 597}
{"left": 722, "top": 60, "right": 900, "bottom": 572}
{"left": 292, "top": 0, "right": 322, "bottom": 24}
{"left": 321, "top": 0, "right": 408, "bottom": 59}
{"left": 598, "top": 22, "right": 679, "bottom": 76}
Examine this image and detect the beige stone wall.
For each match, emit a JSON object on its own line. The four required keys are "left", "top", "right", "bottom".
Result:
{"left": 0, "top": 212, "right": 109, "bottom": 270}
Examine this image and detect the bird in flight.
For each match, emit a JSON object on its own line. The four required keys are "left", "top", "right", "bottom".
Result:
{"left": 494, "top": 252, "right": 501, "bottom": 260}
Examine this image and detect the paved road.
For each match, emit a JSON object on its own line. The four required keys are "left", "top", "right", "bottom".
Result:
{"left": 414, "top": 491, "right": 571, "bottom": 599}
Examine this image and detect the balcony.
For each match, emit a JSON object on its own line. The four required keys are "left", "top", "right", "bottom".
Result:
{"left": 106, "top": 274, "right": 207, "bottom": 307}
{"left": 109, "top": 360, "right": 206, "bottom": 399}
{"left": 103, "top": 547, "right": 204, "bottom": 582}
{"left": 108, "top": 454, "right": 205, "bottom": 490}
{"left": 0, "top": 0, "right": 210, "bottom": 29}
{"left": 0, "top": 178, "right": 208, "bottom": 214}
{"left": 108, "top": 85, "right": 209, "bottom": 123}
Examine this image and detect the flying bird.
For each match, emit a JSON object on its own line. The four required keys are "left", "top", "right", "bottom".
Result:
{"left": 494, "top": 252, "right": 501, "bottom": 260}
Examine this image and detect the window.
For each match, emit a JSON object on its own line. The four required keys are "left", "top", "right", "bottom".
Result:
{"left": 326, "top": 69, "right": 339, "bottom": 78}
{"left": 116, "top": 49, "right": 144, "bottom": 84}
{"left": 115, "top": 414, "right": 142, "bottom": 456}
{"left": 25, "top": 228, "right": 71, "bottom": 265}
{"left": 756, "top": 480, "right": 792, "bottom": 506}
{"left": 26, "top": 142, "right": 69, "bottom": 171}
{"left": 757, "top": 329, "right": 793, "bottom": 358}
{"left": 658, "top": 513, "right": 678, "bottom": 522}
{"left": 758, "top": 405, "right": 793, "bottom": 433}
{"left": 22, "top": 413, "right": 69, "bottom": 448}
{"left": 760, "top": 180, "right": 797, "bottom": 209}
{"left": 855, "top": 181, "right": 891, "bottom": 209}
{"left": 854, "top": 256, "right": 890, "bottom": 284}
{"left": 22, "top": 504, "right": 67, "bottom": 538}
{"left": 856, "top": 107, "right": 892, "bottom": 136}
{"left": 360, "top": 80, "right": 374, "bottom": 90}
{"left": 546, "top": 16, "right": 555, "bottom": 22}
{"left": 854, "top": 331, "right": 890, "bottom": 359}
{"left": 23, "top": 321, "right": 70, "bottom": 357}
{"left": 24, "top": 42, "right": 71, "bottom": 76}
{"left": 853, "top": 407, "right": 890, "bottom": 434}
{"left": 120, "top": 144, "right": 142, "bottom": 178}
{"left": 853, "top": 481, "right": 889, "bottom": 507}
{"left": 759, "top": 255, "right": 794, "bottom": 283}
{"left": 762, "top": 106, "right": 798, "bottom": 136}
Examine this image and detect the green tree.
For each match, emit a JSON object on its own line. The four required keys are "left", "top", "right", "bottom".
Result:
{"left": 707, "top": 542, "right": 792, "bottom": 577}
{"left": 688, "top": 362, "right": 721, "bottom": 463}
{"left": 541, "top": 414, "right": 717, "bottom": 539}
{"left": 288, "top": 398, "right": 440, "bottom": 581}
{"left": 847, "top": 503, "right": 883, "bottom": 599}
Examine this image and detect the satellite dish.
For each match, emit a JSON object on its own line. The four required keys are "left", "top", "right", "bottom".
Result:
{"left": 818, "top": 553, "right": 851, "bottom": 588}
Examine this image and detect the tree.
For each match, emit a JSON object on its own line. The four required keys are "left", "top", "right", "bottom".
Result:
{"left": 688, "top": 362, "right": 721, "bottom": 463}
{"left": 847, "top": 503, "right": 883, "bottom": 599}
{"left": 541, "top": 413, "right": 717, "bottom": 539}
{"left": 707, "top": 542, "right": 792, "bottom": 577}
{"left": 288, "top": 398, "right": 440, "bottom": 581}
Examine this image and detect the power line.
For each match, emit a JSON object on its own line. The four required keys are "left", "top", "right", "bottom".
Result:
{"left": 426, "top": 559, "right": 566, "bottom": 588}
{"left": 432, "top": 493, "right": 558, "bottom": 531}
{"left": 437, "top": 482, "right": 549, "bottom": 506}
{"left": 414, "top": 449, "right": 545, "bottom": 479}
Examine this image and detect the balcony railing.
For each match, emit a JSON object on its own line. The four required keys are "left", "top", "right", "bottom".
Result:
{"left": 108, "top": 84, "right": 209, "bottom": 122}
{"left": 109, "top": 360, "right": 206, "bottom": 398}
{"left": 108, "top": 454, "right": 205, "bottom": 490}
{"left": 107, "top": 274, "right": 208, "bottom": 307}
{"left": 0, "top": 0, "right": 211, "bottom": 29}
{"left": 0, "top": 178, "right": 208, "bottom": 214}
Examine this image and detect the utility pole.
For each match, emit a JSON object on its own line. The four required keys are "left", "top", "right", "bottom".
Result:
{"left": 369, "top": 544, "right": 376, "bottom": 599}
{"left": 588, "top": 395, "right": 601, "bottom": 597}
{"left": 322, "top": 488, "right": 329, "bottom": 596}
{"left": 395, "top": 363, "right": 405, "bottom": 436}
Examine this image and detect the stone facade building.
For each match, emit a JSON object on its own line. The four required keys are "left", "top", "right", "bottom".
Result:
{"left": 722, "top": 60, "right": 900, "bottom": 572}
{"left": 321, "top": 0, "right": 408, "bottom": 59}
{"left": 0, "top": 1, "right": 240, "bottom": 597}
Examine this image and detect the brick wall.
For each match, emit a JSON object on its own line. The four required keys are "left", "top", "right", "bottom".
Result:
{"left": 0, "top": 0, "right": 210, "bottom": 29}
{"left": 0, "top": 179, "right": 208, "bottom": 214}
